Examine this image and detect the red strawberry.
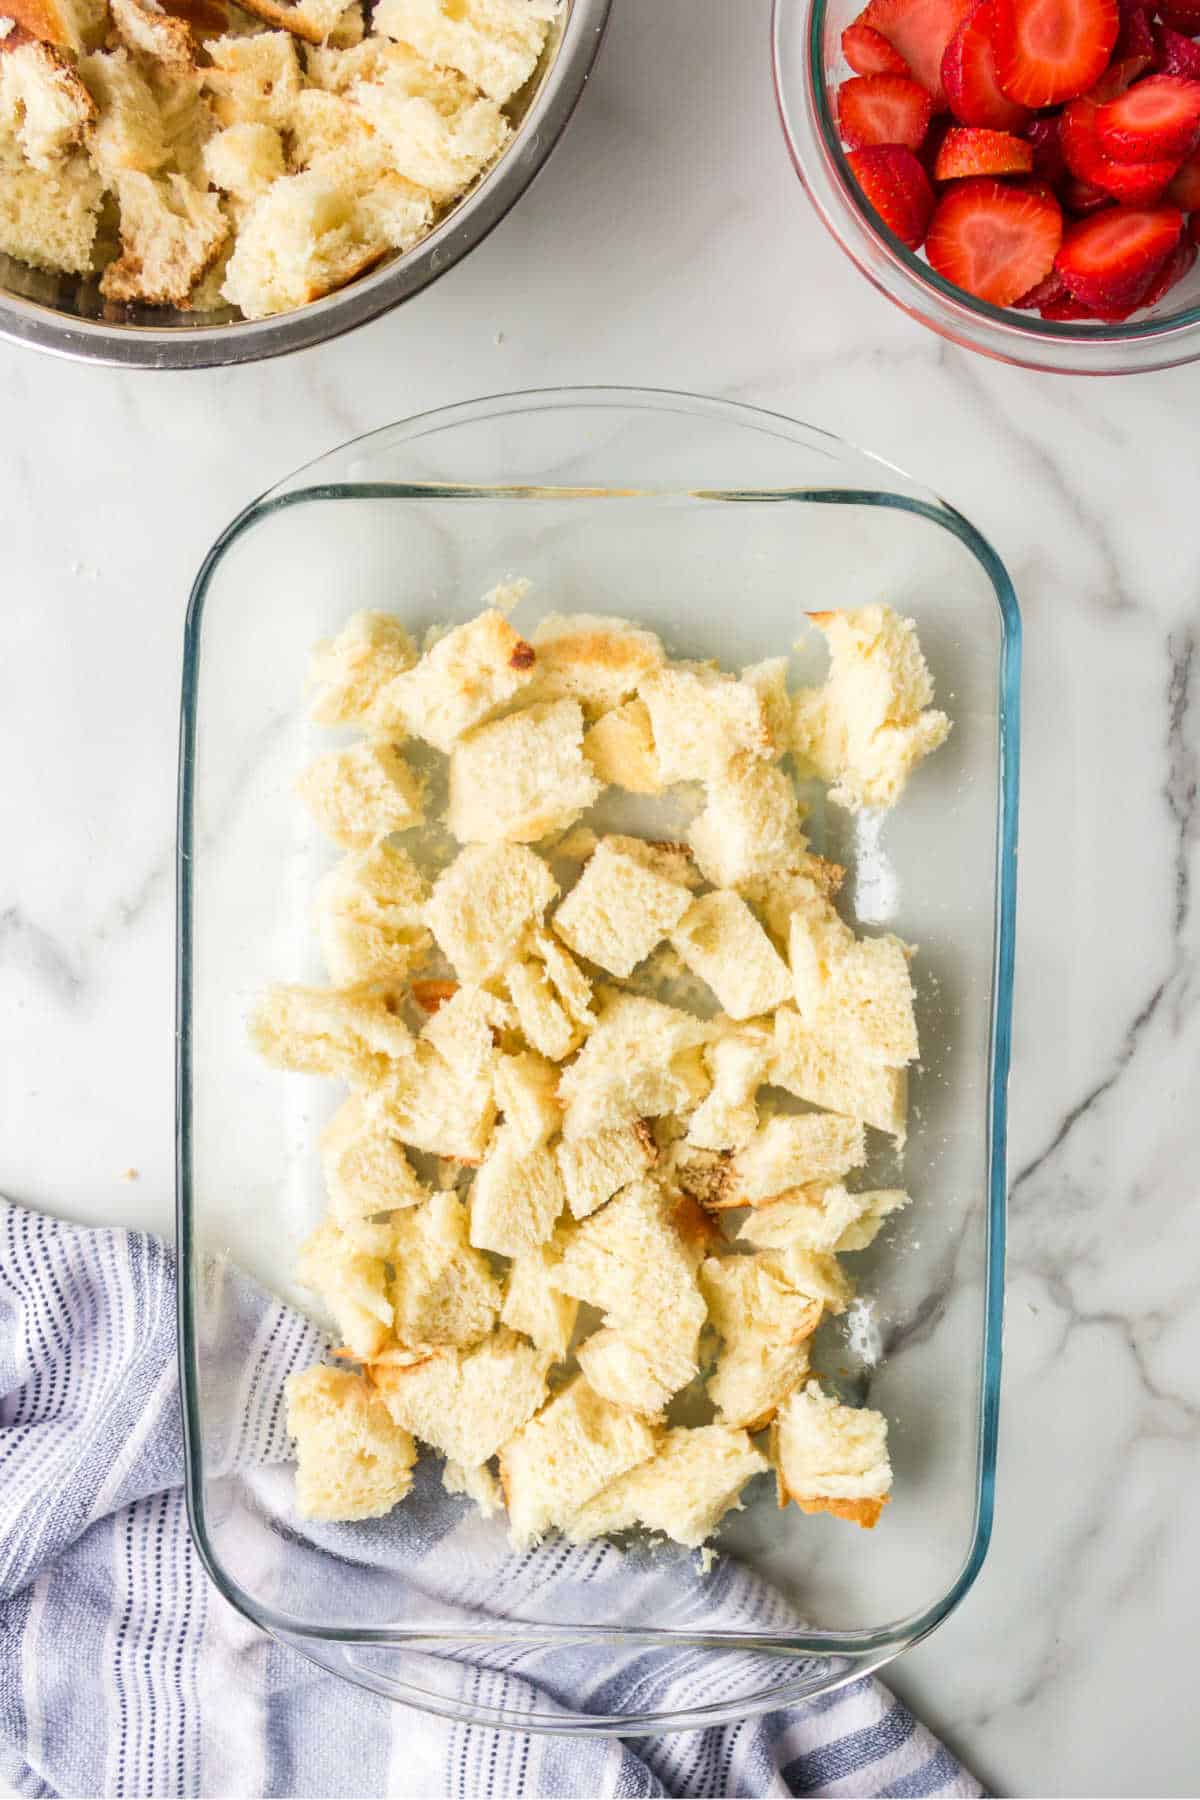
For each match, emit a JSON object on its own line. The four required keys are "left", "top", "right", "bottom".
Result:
{"left": 1025, "top": 113, "right": 1069, "bottom": 181}
{"left": 1166, "top": 146, "right": 1200, "bottom": 203}
{"left": 1114, "top": 0, "right": 1156, "bottom": 62}
{"left": 838, "top": 74, "right": 936, "bottom": 147}
{"left": 1159, "top": 0, "right": 1200, "bottom": 31}
{"left": 991, "top": 0, "right": 1119, "bottom": 105}
{"left": 1094, "top": 154, "right": 1183, "bottom": 200}
{"left": 1012, "top": 265, "right": 1070, "bottom": 302}
{"left": 934, "top": 123, "right": 1037, "bottom": 171}
{"left": 1095, "top": 74, "right": 1200, "bottom": 162}
{"left": 1060, "top": 91, "right": 1178, "bottom": 199}
{"left": 1055, "top": 202, "right": 1183, "bottom": 304}
{"left": 847, "top": 144, "right": 938, "bottom": 246}
{"left": 1155, "top": 25, "right": 1200, "bottom": 79}
{"left": 863, "top": 0, "right": 977, "bottom": 100}
{"left": 1062, "top": 174, "right": 1117, "bottom": 209}
{"left": 843, "top": 18, "right": 915, "bottom": 73}
{"left": 1089, "top": 52, "right": 1154, "bottom": 97}
{"left": 1041, "top": 289, "right": 1103, "bottom": 313}
{"left": 919, "top": 112, "right": 956, "bottom": 173}
{"left": 1137, "top": 232, "right": 1198, "bottom": 300}
{"left": 942, "top": 0, "right": 1032, "bottom": 127}
{"left": 926, "top": 175, "right": 1064, "bottom": 299}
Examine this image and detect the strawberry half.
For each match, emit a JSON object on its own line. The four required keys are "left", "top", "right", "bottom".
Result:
{"left": 935, "top": 123, "right": 1036, "bottom": 172}
{"left": 843, "top": 19, "right": 915, "bottom": 73}
{"left": 1055, "top": 202, "right": 1183, "bottom": 304}
{"left": 847, "top": 144, "right": 938, "bottom": 246}
{"left": 942, "top": 0, "right": 1033, "bottom": 127}
{"left": 1166, "top": 146, "right": 1200, "bottom": 204}
{"left": 838, "top": 74, "right": 935, "bottom": 148}
{"left": 926, "top": 176, "right": 1064, "bottom": 300}
{"left": 1155, "top": 25, "right": 1200, "bottom": 79}
{"left": 863, "top": 0, "right": 977, "bottom": 100}
{"left": 1095, "top": 74, "right": 1200, "bottom": 163}
{"left": 991, "top": 0, "right": 1119, "bottom": 105}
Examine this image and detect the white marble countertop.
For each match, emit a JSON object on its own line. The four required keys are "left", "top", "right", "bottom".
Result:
{"left": 3, "top": 0, "right": 1199, "bottom": 1792}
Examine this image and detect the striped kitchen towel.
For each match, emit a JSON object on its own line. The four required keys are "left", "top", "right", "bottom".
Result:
{"left": 0, "top": 1199, "right": 982, "bottom": 1799}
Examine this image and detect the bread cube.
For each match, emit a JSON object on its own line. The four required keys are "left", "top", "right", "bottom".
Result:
{"left": 551, "top": 1179, "right": 709, "bottom": 1356}
{"left": 552, "top": 839, "right": 693, "bottom": 979}
{"left": 442, "top": 1456, "right": 503, "bottom": 1518}
{"left": 742, "top": 656, "right": 792, "bottom": 751}
{"left": 669, "top": 1144, "right": 734, "bottom": 1210}
{"left": 772, "top": 1007, "right": 908, "bottom": 1141}
{"left": 739, "top": 1184, "right": 909, "bottom": 1254}
{"left": 671, "top": 891, "right": 792, "bottom": 1021}
{"left": 250, "top": 981, "right": 413, "bottom": 1085}
{"left": 602, "top": 835, "right": 702, "bottom": 890}
{"left": 529, "top": 613, "right": 665, "bottom": 716}
{"left": 0, "top": 39, "right": 95, "bottom": 169}
{"left": 687, "top": 756, "right": 808, "bottom": 889}
{"left": 78, "top": 48, "right": 170, "bottom": 181}
{"left": 469, "top": 1128, "right": 565, "bottom": 1258}
{"left": 792, "top": 606, "right": 950, "bottom": 813}
{"left": 556, "top": 1120, "right": 656, "bottom": 1220}
{"left": 370, "top": 608, "right": 536, "bottom": 751}
{"left": 370, "top": 0, "right": 555, "bottom": 102}
{"left": 419, "top": 981, "right": 511, "bottom": 1082}
{"left": 295, "top": 1216, "right": 394, "bottom": 1358}
{"left": 320, "top": 1093, "right": 429, "bottom": 1221}
{"left": 640, "top": 665, "right": 775, "bottom": 783}
{"left": 1, "top": 0, "right": 107, "bottom": 52}
{"left": 506, "top": 956, "right": 579, "bottom": 1062}
{"left": 204, "top": 31, "right": 303, "bottom": 127}
{"left": 287, "top": 85, "right": 376, "bottom": 170}
{"left": 740, "top": 859, "right": 844, "bottom": 953}
{"left": 582, "top": 699, "right": 663, "bottom": 795}
{"left": 316, "top": 842, "right": 430, "bottom": 985}
{"left": 100, "top": 171, "right": 229, "bottom": 306}
{"left": 685, "top": 1024, "right": 770, "bottom": 1152}
{"left": 567, "top": 1424, "right": 768, "bottom": 1548}
{"left": 304, "top": 610, "right": 417, "bottom": 725}
{"left": 501, "top": 1242, "right": 577, "bottom": 1359}
{"left": 0, "top": 145, "right": 101, "bottom": 274}
{"left": 387, "top": 1189, "right": 502, "bottom": 1347}
{"left": 771, "top": 1382, "right": 892, "bottom": 1528}
{"left": 286, "top": 1363, "right": 416, "bottom": 1520}
{"left": 448, "top": 700, "right": 601, "bottom": 844}
{"left": 109, "top": 0, "right": 195, "bottom": 71}
{"left": 789, "top": 914, "right": 918, "bottom": 1067}
{"left": 719, "top": 1113, "right": 866, "bottom": 1209}
{"left": 426, "top": 842, "right": 557, "bottom": 983}
{"left": 700, "top": 1252, "right": 823, "bottom": 1430}
{"left": 297, "top": 739, "right": 424, "bottom": 848}
{"left": 203, "top": 120, "right": 285, "bottom": 203}
{"left": 348, "top": 44, "right": 509, "bottom": 203}
{"left": 493, "top": 1050, "right": 561, "bottom": 1152}
{"left": 371, "top": 1328, "right": 550, "bottom": 1466}
{"left": 575, "top": 1324, "right": 696, "bottom": 1421}
{"left": 498, "top": 1375, "right": 658, "bottom": 1550}
{"left": 558, "top": 992, "right": 710, "bottom": 1139}
{"left": 370, "top": 1037, "right": 495, "bottom": 1162}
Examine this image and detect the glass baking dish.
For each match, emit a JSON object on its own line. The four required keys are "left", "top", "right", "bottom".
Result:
{"left": 177, "top": 387, "right": 1020, "bottom": 1732}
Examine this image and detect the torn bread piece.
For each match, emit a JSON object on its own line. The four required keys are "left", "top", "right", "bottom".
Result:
{"left": 0, "top": 0, "right": 107, "bottom": 52}
{"left": 100, "top": 171, "right": 228, "bottom": 305}
{"left": 716, "top": 1113, "right": 866, "bottom": 1209}
{"left": 552, "top": 838, "right": 693, "bottom": 980}
{"left": 742, "top": 656, "right": 792, "bottom": 753}
{"left": 78, "top": 47, "right": 171, "bottom": 181}
{"left": 505, "top": 931, "right": 594, "bottom": 1062}
{"left": 308, "top": 609, "right": 417, "bottom": 726}
{"left": 556, "top": 1119, "right": 656, "bottom": 1221}
{"left": 370, "top": 0, "right": 556, "bottom": 103}
{"left": 319, "top": 1092, "right": 429, "bottom": 1224}
{"left": 348, "top": 43, "right": 508, "bottom": 203}
{"left": 567, "top": 1424, "right": 768, "bottom": 1548}
{"left": 286, "top": 1363, "right": 416, "bottom": 1520}
{"left": 202, "top": 119, "right": 284, "bottom": 207}
{"left": 771, "top": 1381, "right": 892, "bottom": 1528}
{"left": 469, "top": 1128, "right": 565, "bottom": 1258}
{"left": 295, "top": 1217, "right": 394, "bottom": 1359}
{"left": 558, "top": 992, "right": 710, "bottom": 1139}
{"left": 235, "top": 0, "right": 356, "bottom": 45}
{"left": 425, "top": 841, "right": 557, "bottom": 984}
{"left": 739, "top": 1184, "right": 910, "bottom": 1254}
{"left": 685, "top": 1023, "right": 771, "bottom": 1152}
{"left": 772, "top": 1007, "right": 908, "bottom": 1141}
{"left": 528, "top": 613, "right": 665, "bottom": 717}
{"left": 501, "top": 1241, "right": 577, "bottom": 1359}
{"left": 640, "top": 664, "right": 776, "bottom": 784}
{"left": 387, "top": 1189, "right": 502, "bottom": 1348}
{"left": 109, "top": 0, "right": 195, "bottom": 70}
{"left": 671, "top": 890, "right": 792, "bottom": 1022}
{"left": 371, "top": 1328, "right": 550, "bottom": 1466}
{"left": 369, "top": 1034, "right": 496, "bottom": 1162}
{"left": 249, "top": 981, "right": 413, "bottom": 1085}
{"left": 370, "top": 607, "right": 536, "bottom": 752}
{"left": 789, "top": 911, "right": 918, "bottom": 1068}
{"left": 448, "top": 699, "right": 601, "bottom": 844}
{"left": 442, "top": 1456, "right": 503, "bottom": 1518}
{"left": 297, "top": 739, "right": 424, "bottom": 848}
{"left": 498, "top": 1375, "right": 658, "bottom": 1550}
{"left": 603, "top": 835, "right": 703, "bottom": 891}
{"left": 582, "top": 698, "right": 663, "bottom": 796}
{"left": 203, "top": 30, "right": 303, "bottom": 127}
{"left": 493, "top": 1050, "right": 561, "bottom": 1153}
{"left": 420, "top": 982, "right": 511, "bottom": 1081}
{"left": 0, "top": 143, "right": 101, "bottom": 271}
{"left": 0, "top": 38, "right": 95, "bottom": 169}
{"left": 286, "top": 83, "right": 375, "bottom": 170}
{"left": 700, "top": 1252, "right": 823, "bottom": 1431}
{"left": 740, "top": 859, "right": 845, "bottom": 953}
{"left": 575, "top": 1324, "right": 697, "bottom": 1422}
{"left": 687, "top": 755, "right": 808, "bottom": 889}
{"left": 316, "top": 842, "right": 430, "bottom": 986}
{"left": 792, "top": 605, "right": 951, "bottom": 813}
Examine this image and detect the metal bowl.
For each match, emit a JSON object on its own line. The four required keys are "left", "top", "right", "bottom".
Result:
{"left": 0, "top": 0, "right": 610, "bottom": 370}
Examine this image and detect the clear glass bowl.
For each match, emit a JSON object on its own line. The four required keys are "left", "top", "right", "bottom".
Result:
{"left": 773, "top": 0, "right": 1200, "bottom": 374}
{"left": 177, "top": 386, "right": 1020, "bottom": 1731}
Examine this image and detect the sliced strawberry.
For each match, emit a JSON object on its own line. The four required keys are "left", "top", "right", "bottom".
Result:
{"left": 1155, "top": 24, "right": 1200, "bottom": 79}
{"left": 1166, "top": 146, "right": 1200, "bottom": 203}
{"left": 1060, "top": 91, "right": 1178, "bottom": 199}
{"left": 863, "top": 0, "right": 976, "bottom": 100}
{"left": 1088, "top": 51, "right": 1154, "bottom": 98}
{"left": 1137, "top": 232, "right": 1198, "bottom": 300}
{"left": 934, "top": 123, "right": 1036, "bottom": 172}
{"left": 942, "top": 0, "right": 1032, "bottom": 127}
{"left": 1040, "top": 289, "right": 1103, "bottom": 313}
{"left": 1094, "top": 154, "right": 1182, "bottom": 200}
{"left": 838, "top": 74, "right": 936, "bottom": 147}
{"left": 919, "top": 112, "right": 956, "bottom": 173}
{"left": 926, "top": 175, "right": 1064, "bottom": 299}
{"left": 843, "top": 18, "right": 915, "bottom": 73}
{"left": 1113, "top": 0, "right": 1156, "bottom": 62}
{"left": 1055, "top": 202, "right": 1183, "bottom": 304}
{"left": 991, "top": 0, "right": 1119, "bottom": 105}
{"left": 1095, "top": 74, "right": 1200, "bottom": 162}
{"left": 1012, "top": 265, "right": 1070, "bottom": 303}
{"left": 1062, "top": 174, "right": 1117, "bottom": 209}
{"left": 847, "top": 144, "right": 938, "bottom": 246}
{"left": 1025, "top": 113, "right": 1069, "bottom": 181}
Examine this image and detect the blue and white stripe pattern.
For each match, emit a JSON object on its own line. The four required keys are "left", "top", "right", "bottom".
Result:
{"left": 0, "top": 1200, "right": 982, "bottom": 1799}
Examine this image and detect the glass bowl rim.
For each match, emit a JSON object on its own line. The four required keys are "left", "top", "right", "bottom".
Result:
{"left": 176, "top": 384, "right": 1019, "bottom": 1724}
